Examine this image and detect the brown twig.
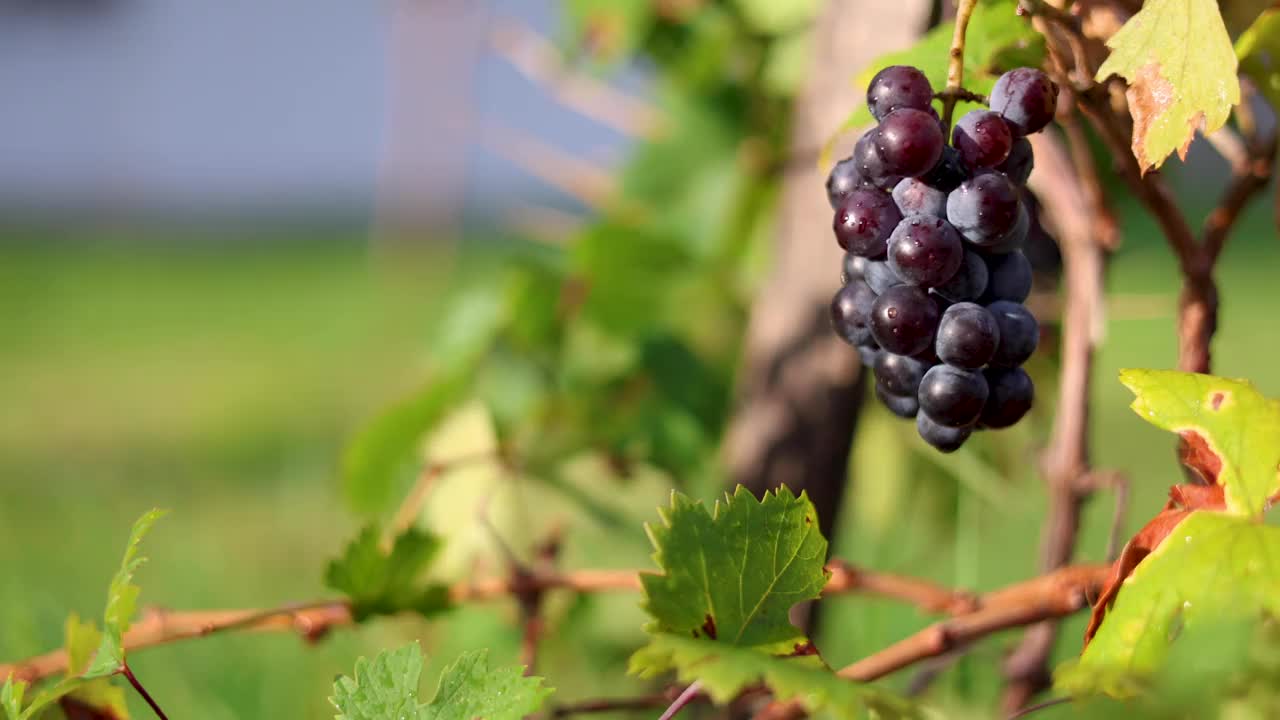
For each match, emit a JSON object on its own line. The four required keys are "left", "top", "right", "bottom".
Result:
{"left": 941, "top": 0, "right": 980, "bottom": 128}
{"left": 552, "top": 689, "right": 708, "bottom": 717}
{"left": 385, "top": 450, "right": 501, "bottom": 547}
{"left": 479, "top": 121, "right": 616, "bottom": 208}
{"left": 754, "top": 564, "right": 1110, "bottom": 720}
{"left": 824, "top": 559, "right": 978, "bottom": 615}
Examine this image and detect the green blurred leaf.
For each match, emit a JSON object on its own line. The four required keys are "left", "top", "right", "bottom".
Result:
{"left": 1096, "top": 0, "right": 1240, "bottom": 171}
{"left": 325, "top": 526, "right": 450, "bottom": 622}
{"left": 636, "top": 487, "right": 829, "bottom": 654}
{"left": 64, "top": 614, "right": 100, "bottom": 676}
{"left": 563, "top": 0, "right": 655, "bottom": 61}
{"left": 732, "top": 0, "right": 819, "bottom": 35}
{"left": 1237, "top": 9, "right": 1280, "bottom": 113}
{"left": 829, "top": 0, "right": 1044, "bottom": 162}
{"left": 631, "top": 635, "right": 920, "bottom": 719}
{"left": 1, "top": 677, "right": 25, "bottom": 720}
{"left": 341, "top": 365, "right": 478, "bottom": 516}
{"left": 84, "top": 509, "right": 167, "bottom": 679}
{"left": 63, "top": 614, "right": 129, "bottom": 718}
{"left": 1055, "top": 512, "right": 1280, "bottom": 697}
{"left": 1119, "top": 369, "right": 1280, "bottom": 516}
{"left": 330, "top": 642, "right": 552, "bottom": 720}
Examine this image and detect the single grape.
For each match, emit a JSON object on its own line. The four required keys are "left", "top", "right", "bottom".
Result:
{"left": 886, "top": 216, "right": 964, "bottom": 288}
{"left": 997, "top": 136, "right": 1034, "bottom": 184}
{"left": 952, "top": 110, "right": 1013, "bottom": 169}
{"left": 876, "top": 382, "right": 920, "bottom": 419}
{"left": 892, "top": 177, "right": 947, "bottom": 218}
{"left": 875, "top": 108, "right": 945, "bottom": 178}
{"left": 981, "top": 250, "right": 1032, "bottom": 302}
{"left": 826, "top": 156, "right": 873, "bottom": 209}
{"left": 830, "top": 280, "right": 877, "bottom": 347}
{"left": 864, "top": 259, "right": 904, "bottom": 294}
{"left": 858, "top": 344, "right": 882, "bottom": 368}
{"left": 842, "top": 253, "right": 867, "bottom": 283}
{"left": 852, "top": 130, "right": 903, "bottom": 191}
{"left": 946, "top": 171, "right": 1022, "bottom": 246}
{"left": 982, "top": 201, "right": 1031, "bottom": 254}
{"left": 917, "top": 411, "right": 972, "bottom": 452}
{"left": 869, "top": 284, "right": 941, "bottom": 356}
{"left": 981, "top": 367, "right": 1034, "bottom": 428}
{"left": 866, "top": 65, "right": 935, "bottom": 121}
{"left": 834, "top": 189, "right": 903, "bottom": 257}
{"left": 986, "top": 300, "right": 1039, "bottom": 367}
{"left": 990, "top": 68, "right": 1058, "bottom": 136}
{"left": 918, "top": 364, "right": 989, "bottom": 427}
{"left": 873, "top": 351, "right": 929, "bottom": 396}
{"left": 935, "top": 302, "right": 1000, "bottom": 369}
{"left": 933, "top": 250, "right": 989, "bottom": 302}
{"left": 919, "top": 146, "right": 969, "bottom": 193}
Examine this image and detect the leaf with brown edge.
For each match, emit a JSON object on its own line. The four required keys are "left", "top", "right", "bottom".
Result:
{"left": 1119, "top": 369, "right": 1280, "bottom": 517}
{"left": 1095, "top": 0, "right": 1240, "bottom": 172}
{"left": 1084, "top": 484, "right": 1225, "bottom": 645}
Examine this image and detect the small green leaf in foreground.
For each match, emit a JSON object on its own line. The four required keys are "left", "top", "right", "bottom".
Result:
{"left": 1056, "top": 511, "right": 1280, "bottom": 697}
{"left": 330, "top": 642, "right": 552, "bottom": 720}
{"left": 1095, "top": 0, "right": 1239, "bottom": 172}
{"left": 1119, "top": 369, "right": 1280, "bottom": 516}
{"left": 63, "top": 614, "right": 129, "bottom": 718}
{"left": 84, "top": 508, "right": 167, "bottom": 679}
{"left": 325, "top": 526, "right": 451, "bottom": 621}
{"left": 1, "top": 676, "right": 25, "bottom": 720}
{"left": 638, "top": 486, "right": 829, "bottom": 653}
{"left": 632, "top": 635, "right": 920, "bottom": 720}
{"left": 1236, "top": 9, "right": 1280, "bottom": 123}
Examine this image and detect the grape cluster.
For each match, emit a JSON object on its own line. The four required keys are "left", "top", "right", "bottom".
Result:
{"left": 828, "top": 65, "right": 1057, "bottom": 452}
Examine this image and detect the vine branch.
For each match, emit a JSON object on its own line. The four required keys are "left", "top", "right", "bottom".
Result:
{"left": 941, "top": 0, "right": 981, "bottom": 128}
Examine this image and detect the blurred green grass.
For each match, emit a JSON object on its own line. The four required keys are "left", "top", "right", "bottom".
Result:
{"left": 0, "top": 196, "right": 1276, "bottom": 716}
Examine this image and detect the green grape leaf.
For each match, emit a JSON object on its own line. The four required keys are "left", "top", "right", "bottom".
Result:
{"left": 1056, "top": 511, "right": 1280, "bottom": 697}
{"left": 828, "top": 0, "right": 1044, "bottom": 163}
{"left": 324, "top": 526, "right": 451, "bottom": 622}
{"left": 64, "top": 615, "right": 130, "bottom": 719}
{"left": 1119, "top": 369, "right": 1280, "bottom": 516}
{"left": 637, "top": 487, "right": 829, "bottom": 654}
{"left": 2, "top": 676, "right": 25, "bottom": 720}
{"left": 1095, "top": 0, "right": 1240, "bottom": 172}
{"left": 631, "top": 635, "right": 920, "bottom": 719}
{"left": 341, "top": 365, "right": 478, "bottom": 516}
{"left": 731, "top": 0, "right": 819, "bottom": 35}
{"left": 330, "top": 642, "right": 552, "bottom": 720}
{"left": 84, "top": 509, "right": 167, "bottom": 679}
{"left": 1236, "top": 8, "right": 1280, "bottom": 113}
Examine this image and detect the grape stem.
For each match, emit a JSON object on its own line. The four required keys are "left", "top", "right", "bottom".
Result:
{"left": 941, "top": 0, "right": 981, "bottom": 129}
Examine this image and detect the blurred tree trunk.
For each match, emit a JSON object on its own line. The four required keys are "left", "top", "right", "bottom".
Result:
{"left": 723, "top": 0, "right": 931, "bottom": 542}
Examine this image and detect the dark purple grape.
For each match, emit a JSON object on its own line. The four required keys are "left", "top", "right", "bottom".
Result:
{"left": 918, "top": 364, "right": 989, "bottom": 427}
{"left": 946, "top": 171, "right": 1022, "bottom": 247}
{"left": 997, "top": 136, "right": 1034, "bottom": 184}
{"left": 986, "top": 300, "right": 1039, "bottom": 367}
{"left": 917, "top": 411, "right": 972, "bottom": 452}
{"left": 886, "top": 216, "right": 964, "bottom": 288}
{"left": 852, "top": 130, "right": 903, "bottom": 191}
{"left": 866, "top": 65, "right": 935, "bottom": 121}
{"left": 981, "top": 250, "right": 1032, "bottom": 302}
{"left": 919, "top": 146, "right": 969, "bottom": 193}
{"left": 935, "top": 302, "right": 1000, "bottom": 369}
{"left": 990, "top": 68, "right": 1058, "bottom": 136}
{"left": 952, "top": 110, "right": 1013, "bottom": 169}
{"left": 834, "top": 189, "right": 903, "bottom": 257}
{"left": 933, "top": 250, "right": 989, "bottom": 302}
{"left": 892, "top": 178, "right": 947, "bottom": 218}
{"left": 831, "top": 280, "right": 877, "bottom": 347}
{"left": 826, "top": 156, "right": 874, "bottom": 209}
{"left": 869, "top": 284, "right": 941, "bottom": 356}
{"left": 858, "top": 344, "right": 882, "bottom": 367}
{"left": 864, "top": 259, "right": 904, "bottom": 294}
{"left": 842, "top": 253, "right": 867, "bottom": 283}
{"left": 873, "top": 351, "right": 929, "bottom": 396}
{"left": 981, "top": 367, "right": 1034, "bottom": 428}
{"left": 876, "top": 382, "right": 920, "bottom": 418}
{"left": 875, "top": 108, "right": 945, "bottom": 178}
{"left": 983, "top": 202, "right": 1031, "bottom": 254}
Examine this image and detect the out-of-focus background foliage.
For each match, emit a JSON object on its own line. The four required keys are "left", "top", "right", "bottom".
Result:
{"left": 1, "top": 0, "right": 1277, "bottom": 717}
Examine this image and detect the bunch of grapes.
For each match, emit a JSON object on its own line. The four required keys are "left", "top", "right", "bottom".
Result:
{"left": 827, "top": 65, "right": 1058, "bottom": 452}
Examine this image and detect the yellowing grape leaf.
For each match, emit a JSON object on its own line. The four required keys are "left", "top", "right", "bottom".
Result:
{"left": 1095, "top": 0, "right": 1240, "bottom": 172}
{"left": 63, "top": 615, "right": 129, "bottom": 719}
{"left": 1056, "top": 511, "right": 1280, "bottom": 697}
{"left": 631, "top": 635, "right": 920, "bottom": 719}
{"left": 1119, "top": 369, "right": 1280, "bottom": 517}
{"left": 636, "top": 487, "right": 829, "bottom": 654}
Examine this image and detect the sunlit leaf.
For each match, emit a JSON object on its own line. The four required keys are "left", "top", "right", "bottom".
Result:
{"left": 1236, "top": 8, "right": 1280, "bottom": 113}
{"left": 83, "top": 509, "right": 167, "bottom": 679}
{"left": 1096, "top": 0, "right": 1240, "bottom": 172}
